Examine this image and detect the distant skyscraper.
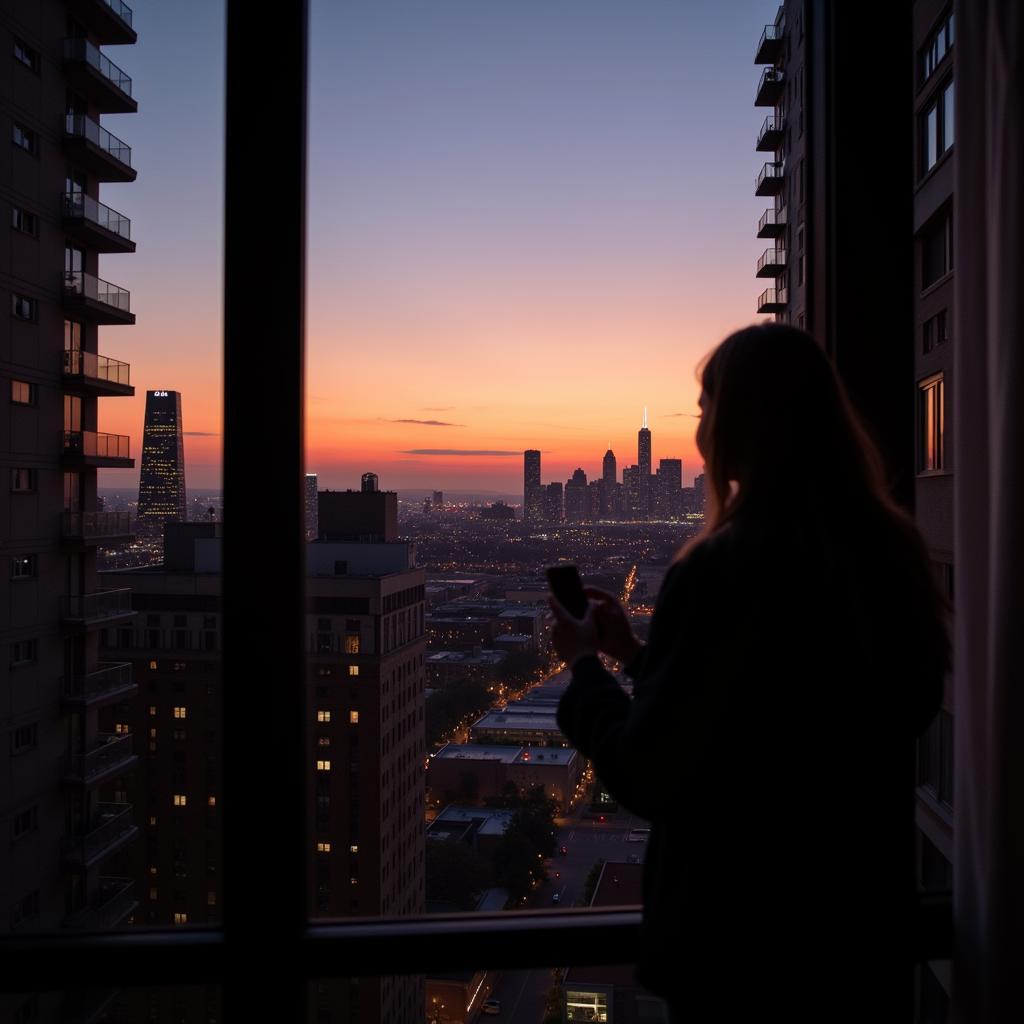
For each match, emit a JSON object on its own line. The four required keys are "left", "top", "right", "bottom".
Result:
{"left": 137, "top": 389, "right": 187, "bottom": 535}
{"left": 544, "top": 481, "right": 563, "bottom": 523}
{"left": 602, "top": 448, "right": 617, "bottom": 486}
{"left": 622, "top": 465, "right": 641, "bottom": 520}
{"left": 524, "top": 449, "right": 543, "bottom": 523}
{"left": 638, "top": 408, "right": 652, "bottom": 519}
{"left": 658, "top": 458, "right": 683, "bottom": 518}
{"left": 694, "top": 472, "right": 706, "bottom": 514}
{"left": 305, "top": 473, "right": 318, "bottom": 540}
{"left": 432, "top": 490, "right": 444, "bottom": 510}
{"left": 565, "top": 468, "right": 588, "bottom": 522}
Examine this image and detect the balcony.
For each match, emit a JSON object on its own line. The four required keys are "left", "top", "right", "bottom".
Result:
{"left": 755, "top": 161, "right": 785, "bottom": 196}
{"left": 63, "top": 804, "right": 137, "bottom": 868}
{"left": 62, "top": 348, "right": 133, "bottom": 397}
{"left": 63, "top": 38, "right": 137, "bottom": 113}
{"left": 755, "top": 22, "right": 784, "bottom": 64}
{"left": 61, "top": 510, "right": 134, "bottom": 546}
{"left": 755, "top": 66, "right": 784, "bottom": 107}
{"left": 62, "top": 430, "right": 133, "bottom": 469}
{"left": 756, "top": 247, "right": 788, "bottom": 277}
{"left": 63, "top": 734, "right": 137, "bottom": 787}
{"left": 63, "top": 114, "right": 135, "bottom": 182}
{"left": 756, "top": 114, "right": 785, "bottom": 152}
{"left": 757, "top": 286, "right": 788, "bottom": 313}
{"left": 63, "top": 193, "right": 135, "bottom": 253}
{"left": 62, "top": 662, "right": 136, "bottom": 708}
{"left": 61, "top": 589, "right": 133, "bottom": 626}
{"left": 64, "top": 0, "right": 137, "bottom": 45}
{"left": 757, "top": 206, "right": 787, "bottom": 239}
{"left": 63, "top": 877, "right": 137, "bottom": 931}
{"left": 63, "top": 271, "right": 135, "bottom": 325}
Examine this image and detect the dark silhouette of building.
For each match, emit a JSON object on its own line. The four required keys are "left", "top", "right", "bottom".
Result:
{"left": 637, "top": 409, "right": 652, "bottom": 518}
{"left": 319, "top": 483, "right": 398, "bottom": 543}
{"left": 432, "top": 490, "right": 444, "bottom": 510}
{"left": 305, "top": 472, "right": 319, "bottom": 540}
{"left": 564, "top": 468, "right": 587, "bottom": 522}
{"left": 0, "top": 0, "right": 139, "bottom": 952}
{"left": 479, "top": 501, "right": 515, "bottom": 521}
{"left": 543, "top": 481, "right": 563, "bottom": 523}
{"left": 523, "top": 449, "right": 542, "bottom": 523}
{"left": 622, "top": 465, "right": 640, "bottom": 520}
{"left": 137, "top": 390, "right": 187, "bottom": 535}
{"left": 655, "top": 458, "right": 682, "bottom": 519}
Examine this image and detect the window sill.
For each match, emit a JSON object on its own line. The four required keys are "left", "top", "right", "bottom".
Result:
{"left": 920, "top": 270, "right": 954, "bottom": 299}
{"left": 916, "top": 469, "right": 952, "bottom": 480}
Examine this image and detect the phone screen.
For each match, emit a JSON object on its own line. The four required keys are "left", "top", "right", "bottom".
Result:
{"left": 546, "top": 565, "right": 588, "bottom": 619}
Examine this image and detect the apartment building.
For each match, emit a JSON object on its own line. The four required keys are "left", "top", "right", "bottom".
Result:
{"left": 1, "top": 0, "right": 139, "bottom": 961}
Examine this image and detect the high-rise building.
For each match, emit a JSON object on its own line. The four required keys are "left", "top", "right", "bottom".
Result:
{"left": 602, "top": 448, "right": 617, "bottom": 486}
{"left": 305, "top": 472, "right": 319, "bottom": 540}
{"left": 137, "top": 390, "right": 187, "bottom": 535}
{"left": 523, "top": 449, "right": 542, "bottom": 523}
{"left": 543, "top": 481, "right": 564, "bottom": 523}
{"left": 432, "top": 490, "right": 444, "bottom": 511}
{"left": 750, "top": 6, "right": 954, "bottom": 1013}
{"left": 99, "top": 521, "right": 426, "bottom": 1023}
{"left": 637, "top": 409, "right": 652, "bottom": 519}
{"left": 0, "top": 0, "right": 140, "bottom": 943}
{"left": 319, "top": 486, "right": 398, "bottom": 543}
{"left": 564, "top": 468, "right": 588, "bottom": 522}
{"left": 656, "top": 458, "right": 683, "bottom": 519}
{"left": 622, "top": 466, "right": 640, "bottom": 520}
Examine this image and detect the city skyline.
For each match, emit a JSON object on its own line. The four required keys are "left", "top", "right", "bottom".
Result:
{"left": 91, "top": 0, "right": 775, "bottom": 493}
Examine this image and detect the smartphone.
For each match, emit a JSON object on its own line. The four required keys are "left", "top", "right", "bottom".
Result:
{"left": 546, "top": 564, "right": 589, "bottom": 619}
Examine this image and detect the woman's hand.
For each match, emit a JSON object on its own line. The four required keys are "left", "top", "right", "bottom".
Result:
{"left": 583, "top": 586, "right": 643, "bottom": 665}
{"left": 548, "top": 595, "right": 600, "bottom": 667}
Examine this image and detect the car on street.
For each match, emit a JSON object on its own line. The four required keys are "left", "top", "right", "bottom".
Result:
{"left": 627, "top": 828, "right": 651, "bottom": 842}
{"left": 481, "top": 998, "right": 501, "bottom": 1015}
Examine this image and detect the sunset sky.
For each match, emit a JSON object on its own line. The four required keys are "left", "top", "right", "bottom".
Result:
{"left": 98, "top": 0, "right": 774, "bottom": 494}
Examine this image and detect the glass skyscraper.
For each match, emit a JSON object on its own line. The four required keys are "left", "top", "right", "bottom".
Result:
{"left": 137, "top": 389, "right": 187, "bottom": 534}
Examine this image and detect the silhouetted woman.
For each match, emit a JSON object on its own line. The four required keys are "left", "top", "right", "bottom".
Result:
{"left": 551, "top": 324, "right": 950, "bottom": 1021}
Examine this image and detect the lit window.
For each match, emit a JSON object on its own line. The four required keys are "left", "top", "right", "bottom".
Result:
{"left": 114, "top": 723, "right": 130, "bottom": 735}
{"left": 318, "top": 736, "right": 330, "bottom": 746}
{"left": 10, "top": 380, "right": 34, "bottom": 404}
{"left": 10, "top": 555, "right": 35, "bottom": 578}
{"left": 150, "top": 728, "right": 157, "bottom": 738}
{"left": 918, "top": 374, "right": 945, "bottom": 472}
{"left": 13, "top": 39, "right": 39, "bottom": 72}
{"left": 350, "top": 878, "right": 358, "bottom": 886}
{"left": 344, "top": 634, "right": 360, "bottom": 654}
{"left": 173, "top": 706, "right": 187, "bottom": 719}
{"left": 150, "top": 866, "right": 157, "bottom": 874}
{"left": 348, "top": 665, "right": 359, "bottom": 676}
{"left": 350, "top": 845, "right": 359, "bottom": 854}
{"left": 150, "top": 888, "right": 158, "bottom": 900}
{"left": 922, "top": 79, "right": 954, "bottom": 174}
{"left": 317, "top": 842, "right": 332, "bottom": 853}
{"left": 208, "top": 796, "right": 216, "bottom": 807}
{"left": 207, "top": 892, "right": 216, "bottom": 906}
{"left": 149, "top": 660, "right": 158, "bottom": 670}
{"left": 349, "top": 711, "right": 359, "bottom": 724}
{"left": 317, "top": 760, "right": 331, "bottom": 771}
{"left": 174, "top": 912, "right": 188, "bottom": 925}
{"left": 173, "top": 794, "right": 187, "bottom": 807}
{"left": 317, "top": 710, "right": 331, "bottom": 722}
{"left": 149, "top": 816, "right": 157, "bottom": 826}
{"left": 149, "top": 706, "right": 157, "bottom": 716}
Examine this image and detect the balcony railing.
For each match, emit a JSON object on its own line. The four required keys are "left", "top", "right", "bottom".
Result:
{"left": 755, "top": 66, "right": 784, "bottom": 106}
{"left": 757, "top": 114, "right": 785, "bottom": 151}
{"left": 755, "top": 22, "right": 784, "bottom": 64}
{"left": 63, "top": 733, "right": 134, "bottom": 785}
{"left": 102, "top": 0, "right": 133, "bottom": 27}
{"left": 63, "top": 348, "right": 131, "bottom": 387}
{"left": 63, "top": 430, "right": 132, "bottom": 461}
{"left": 63, "top": 38, "right": 133, "bottom": 99}
{"left": 63, "top": 803, "right": 136, "bottom": 866}
{"left": 64, "top": 114, "right": 133, "bottom": 171}
{"left": 61, "top": 588, "right": 133, "bottom": 625}
{"left": 757, "top": 286, "right": 788, "bottom": 313}
{"left": 758, "top": 206, "right": 787, "bottom": 237}
{"left": 756, "top": 247, "right": 788, "bottom": 276}
{"left": 61, "top": 510, "right": 132, "bottom": 542}
{"left": 755, "top": 161, "right": 785, "bottom": 195}
{"left": 63, "top": 271, "right": 132, "bottom": 314}
{"left": 63, "top": 192, "right": 132, "bottom": 242}
{"left": 62, "top": 662, "right": 135, "bottom": 704}
{"left": 63, "top": 877, "right": 136, "bottom": 932}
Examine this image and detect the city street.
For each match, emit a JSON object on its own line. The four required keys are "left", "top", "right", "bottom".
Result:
{"left": 478, "top": 804, "right": 649, "bottom": 1023}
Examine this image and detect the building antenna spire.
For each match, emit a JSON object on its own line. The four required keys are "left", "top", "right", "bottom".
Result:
{"left": 643, "top": 406, "right": 648, "bottom": 429}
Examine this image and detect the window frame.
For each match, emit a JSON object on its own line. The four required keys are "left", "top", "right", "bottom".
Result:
{"left": 0, "top": 2, "right": 949, "bottom": 1006}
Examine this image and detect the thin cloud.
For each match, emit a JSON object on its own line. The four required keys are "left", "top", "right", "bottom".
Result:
{"left": 398, "top": 449, "right": 520, "bottom": 457}
{"left": 663, "top": 412, "right": 698, "bottom": 418}
{"left": 420, "top": 406, "right": 455, "bottom": 412}
{"left": 387, "top": 418, "right": 465, "bottom": 427}
{"left": 183, "top": 431, "right": 220, "bottom": 436}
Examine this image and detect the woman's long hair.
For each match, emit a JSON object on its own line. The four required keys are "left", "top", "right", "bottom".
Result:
{"left": 681, "top": 323, "right": 950, "bottom": 674}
